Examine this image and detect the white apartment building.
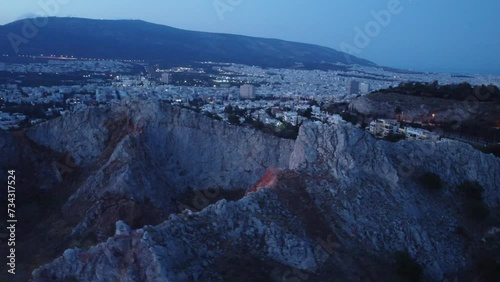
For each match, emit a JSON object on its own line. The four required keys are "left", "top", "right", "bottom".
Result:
{"left": 240, "top": 84, "right": 256, "bottom": 99}
{"left": 359, "top": 82, "right": 371, "bottom": 94}
{"left": 401, "top": 127, "right": 439, "bottom": 141}
{"left": 369, "top": 119, "right": 400, "bottom": 137}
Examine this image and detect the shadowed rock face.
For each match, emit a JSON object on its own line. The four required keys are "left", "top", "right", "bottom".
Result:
{"left": 290, "top": 122, "right": 500, "bottom": 279}
{"left": 27, "top": 100, "right": 294, "bottom": 190}
{"left": 23, "top": 100, "right": 294, "bottom": 239}
{"left": 0, "top": 99, "right": 294, "bottom": 282}
{"left": 2, "top": 99, "right": 499, "bottom": 281}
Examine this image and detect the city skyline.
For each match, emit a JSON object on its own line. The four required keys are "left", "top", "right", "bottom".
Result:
{"left": 1, "top": 0, "right": 499, "bottom": 75}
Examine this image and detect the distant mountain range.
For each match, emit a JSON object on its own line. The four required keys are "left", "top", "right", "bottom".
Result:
{"left": 0, "top": 17, "right": 376, "bottom": 68}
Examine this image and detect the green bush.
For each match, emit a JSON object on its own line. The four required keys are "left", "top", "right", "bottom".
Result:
{"left": 340, "top": 112, "right": 359, "bottom": 125}
{"left": 419, "top": 172, "right": 442, "bottom": 190}
{"left": 477, "top": 144, "right": 500, "bottom": 158}
{"left": 205, "top": 112, "right": 222, "bottom": 121}
{"left": 384, "top": 133, "right": 406, "bottom": 143}
{"left": 465, "top": 200, "right": 490, "bottom": 221}
{"left": 458, "top": 181, "right": 490, "bottom": 221}
{"left": 476, "top": 257, "right": 500, "bottom": 281}
{"left": 459, "top": 180, "right": 484, "bottom": 200}
{"left": 454, "top": 226, "right": 467, "bottom": 237}
{"left": 394, "top": 251, "right": 423, "bottom": 282}
{"left": 227, "top": 114, "right": 241, "bottom": 125}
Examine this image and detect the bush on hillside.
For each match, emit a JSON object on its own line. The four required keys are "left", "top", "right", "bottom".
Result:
{"left": 458, "top": 181, "right": 490, "bottom": 221}
{"left": 394, "top": 251, "right": 423, "bottom": 282}
{"left": 419, "top": 172, "right": 442, "bottom": 190}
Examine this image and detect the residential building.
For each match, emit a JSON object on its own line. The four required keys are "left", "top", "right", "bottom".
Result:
{"left": 401, "top": 127, "right": 439, "bottom": 141}
{"left": 160, "top": 73, "right": 173, "bottom": 84}
{"left": 347, "top": 80, "right": 360, "bottom": 95}
{"left": 369, "top": 119, "right": 400, "bottom": 137}
{"left": 240, "top": 84, "right": 256, "bottom": 99}
{"left": 359, "top": 82, "right": 370, "bottom": 94}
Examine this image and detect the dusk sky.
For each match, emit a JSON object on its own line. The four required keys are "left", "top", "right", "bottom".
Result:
{"left": 1, "top": 0, "right": 499, "bottom": 75}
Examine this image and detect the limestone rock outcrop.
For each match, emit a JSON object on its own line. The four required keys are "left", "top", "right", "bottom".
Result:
{"left": 4, "top": 99, "right": 499, "bottom": 281}
{"left": 25, "top": 100, "right": 294, "bottom": 240}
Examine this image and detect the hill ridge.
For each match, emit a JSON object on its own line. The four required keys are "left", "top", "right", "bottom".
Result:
{"left": 0, "top": 17, "right": 376, "bottom": 68}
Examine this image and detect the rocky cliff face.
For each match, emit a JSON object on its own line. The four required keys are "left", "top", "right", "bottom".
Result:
{"left": 290, "top": 122, "right": 500, "bottom": 279}
{"left": 3, "top": 99, "right": 499, "bottom": 281}
{"left": 24, "top": 100, "right": 293, "bottom": 239}
{"left": 27, "top": 100, "right": 293, "bottom": 189}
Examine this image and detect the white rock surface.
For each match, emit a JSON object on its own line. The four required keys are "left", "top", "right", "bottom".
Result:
{"left": 23, "top": 100, "right": 500, "bottom": 281}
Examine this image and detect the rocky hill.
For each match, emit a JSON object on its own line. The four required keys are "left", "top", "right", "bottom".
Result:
{"left": 0, "top": 100, "right": 293, "bottom": 281}
{"left": 348, "top": 91, "right": 500, "bottom": 147}
{"left": 27, "top": 100, "right": 293, "bottom": 237}
{"left": 0, "top": 99, "right": 498, "bottom": 281}
{"left": 349, "top": 92, "right": 500, "bottom": 125}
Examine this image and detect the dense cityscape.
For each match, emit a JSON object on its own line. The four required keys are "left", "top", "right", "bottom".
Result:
{"left": 2, "top": 56, "right": 499, "bottom": 135}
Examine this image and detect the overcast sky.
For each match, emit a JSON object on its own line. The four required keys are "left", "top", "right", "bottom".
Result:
{"left": 1, "top": 0, "right": 499, "bottom": 75}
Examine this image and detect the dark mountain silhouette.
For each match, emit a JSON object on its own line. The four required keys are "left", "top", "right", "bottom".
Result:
{"left": 0, "top": 17, "right": 376, "bottom": 68}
